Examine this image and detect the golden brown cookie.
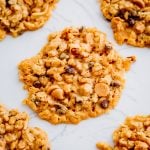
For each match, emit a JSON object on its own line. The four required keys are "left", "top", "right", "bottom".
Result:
{"left": 0, "top": 104, "right": 50, "bottom": 150}
{"left": 18, "top": 27, "right": 135, "bottom": 124}
{"left": 0, "top": 0, "right": 58, "bottom": 40}
{"left": 100, "top": 0, "right": 150, "bottom": 47}
{"left": 96, "top": 115, "right": 150, "bottom": 150}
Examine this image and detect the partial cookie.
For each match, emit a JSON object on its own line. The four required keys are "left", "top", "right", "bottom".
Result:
{"left": 0, "top": 104, "right": 50, "bottom": 150}
{"left": 96, "top": 115, "right": 150, "bottom": 150}
{"left": 0, "top": 0, "right": 58, "bottom": 40}
{"left": 18, "top": 27, "right": 135, "bottom": 124}
{"left": 100, "top": 0, "right": 150, "bottom": 47}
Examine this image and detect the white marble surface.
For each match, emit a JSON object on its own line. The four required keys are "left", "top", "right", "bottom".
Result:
{"left": 0, "top": 0, "right": 150, "bottom": 149}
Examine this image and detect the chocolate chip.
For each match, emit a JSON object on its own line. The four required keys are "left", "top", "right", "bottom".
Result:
{"left": 88, "top": 62, "right": 94, "bottom": 70}
{"left": 117, "top": 9, "right": 126, "bottom": 19}
{"left": 128, "top": 18, "right": 135, "bottom": 26}
{"left": 55, "top": 105, "right": 67, "bottom": 115}
{"left": 118, "top": 9, "right": 139, "bottom": 26}
{"left": 103, "top": 43, "right": 112, "bottom": 55}
{"left": 49, "top": 76, "right": 55, "bottom": 83}
{"left": 109, "top": 60, "right": 116, "bottom": 64}
{"left": 33, "top": 81, "right": 42, "bottom": 88}
{"left": 65, "top": 66, "right": 75, "bottom": 74}
{"left": 79, "top": 26, "right": 84, "bottom": 32}
{"left": 127, "top": 10, "right": 140, "bottom": 26}
{"left": 127, "top": 56, "right": 136, "bottom": 62}
{"left": 100, "top": 100, "right": 109, "bottom": 109}
{"left": 71, "top": 48, "right": 80, "bottom": 57}
{"left": 6, "top": 0, "right": 10, "bottom": 7}
{"left": 92, "top": 102, "right": 96, "bottom": 111}
{"left": 110, "top": 81, "right": 121, "bottom": 87}
{"left": 129, "top": 11, "right": 140, "bottom": 20}
{"left": 61, "top": 32, "right": 69, "bottom": 41}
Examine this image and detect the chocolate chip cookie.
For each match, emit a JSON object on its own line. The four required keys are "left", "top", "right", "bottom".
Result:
{"left": 0, "top": 0, "right": 58, "bottom": 40}
{"left": 100, "top": 0, "right": 150, "bottom": 47}
{"left": 18, "top": 27, "right": 135, "bottom": 124}
{"left": 96, "top": 115, "right": 150, "bottom": 150}
{"left": 0, "top": 104, "right": 50, "bottom": 150}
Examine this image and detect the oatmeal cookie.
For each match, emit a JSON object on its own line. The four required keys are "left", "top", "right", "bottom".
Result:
{"left": 96, "top": 115, "right": 150, "bottom": 150}
{"left": 100, "top": 0, "right": 150, "bottom": 47}
{"left": 0, "top": 104, "right": 50, "bottom": 150}
{"left": 18, "top": 27, "right": 135, "bottom": 124}
{"left": 0, "top": 0, "right": 58, "bottom": 40}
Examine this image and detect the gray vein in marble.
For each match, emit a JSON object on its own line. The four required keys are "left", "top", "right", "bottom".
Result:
{"left": 53, "top": 12, "right": 72, "bottom": 23}
{"left": 52, "top": 125, "right": 67, "bottom": 141}
{"left": 114, "top": 108, "right": 127, "bottom": 117}
{"left": 124, "top": 92, "right": 137, "bottom": 103}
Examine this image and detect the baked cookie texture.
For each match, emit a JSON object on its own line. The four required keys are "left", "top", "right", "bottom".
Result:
{"left": 0, "top": 0, "right": 58, "bottom": 40}
{"left": 96, "top": 115, "right": 150, "bottom": 150}
{"left": 18, "top": 27, "right": 135, "bottom": 124}
{"left": 100, "top": 0, "right": 150, "bottom": 47}
{"left": 0, "top": 105, "right": 50, "bottom": 150}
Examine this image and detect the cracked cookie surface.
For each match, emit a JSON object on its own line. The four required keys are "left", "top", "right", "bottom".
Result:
{"left": 0, "top": 0, "right": 58, "bottom": 40}
{"left": 18, "top": 27, "right": 135, "bottom": 124}
{"left": 96, "top": 115, "right": 150, "bottom": 150}
{"left": 100, "top": 0, "right": 150, "bottom": 47}
{"left": 0, "top": 105, "right": 50, "bottom": 150}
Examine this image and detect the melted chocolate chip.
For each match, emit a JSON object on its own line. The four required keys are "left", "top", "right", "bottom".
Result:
{"left": 118, "top": 9, "right": 140, "bottom": 26}
{"left": 33, "top": 81, "right": 42, "bottom": 88}
{"left": 6, "top": 0, "right": 10, "bottom": 7}
{"left": 110, "top": 81, "right": 121, "bottom": 87}
{"left": 65, "top": 66, "right": 75, "bottom": 74}
{"left": 100, "top": 100, "right": 109, "bottom": 109}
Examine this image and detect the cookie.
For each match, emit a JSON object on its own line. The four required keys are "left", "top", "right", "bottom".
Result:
{"left": 0, "top": 0, "right": 58, "bottom": 40}
{"left": 96, "top": 115, "right": 150, "bottom": 150}
{"left": 18, "top": 27, "right": 135, "bottom": 124}
{"left": 100, "top": 0, "right": 150, "bottom": 47}
{"left": 0, "top": 104, "right": 50, "bottom": 150}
